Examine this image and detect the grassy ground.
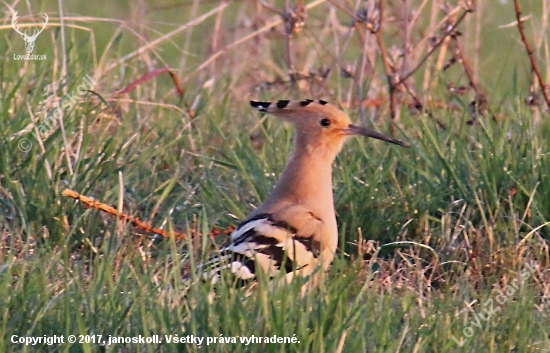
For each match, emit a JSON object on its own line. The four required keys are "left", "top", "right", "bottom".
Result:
{"left": 1, "top": 0, "right": 550, "bottom": 352}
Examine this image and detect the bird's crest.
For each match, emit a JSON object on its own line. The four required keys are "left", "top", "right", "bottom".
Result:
{"left": 250, "top": 99, "right": 330, "bottom": 113}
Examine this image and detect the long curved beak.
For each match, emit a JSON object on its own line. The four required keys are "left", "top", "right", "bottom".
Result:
{"left": 344, "top": 124, "right": 409, "bottom": 147}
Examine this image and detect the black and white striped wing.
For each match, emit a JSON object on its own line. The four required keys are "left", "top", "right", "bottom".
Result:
{"left": 203, "top": 213, "right": 321, "bottom": 284}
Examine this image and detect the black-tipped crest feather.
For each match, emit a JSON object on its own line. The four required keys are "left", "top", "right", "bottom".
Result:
{"left": 250, "top": 101, "right": 271, "bottom": 112}
{"left": 277, "top": 100, "right": 290, "bottom": 109}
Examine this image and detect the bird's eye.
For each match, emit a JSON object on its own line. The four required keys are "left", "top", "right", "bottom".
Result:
{"left": 320, "top": 118, "right": 331, "bottom": 127}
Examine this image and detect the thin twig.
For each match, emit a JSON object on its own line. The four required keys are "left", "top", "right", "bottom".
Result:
{"left": 192, "top": 0, "right": 326, "bottom": 76}
{"left": 422, "top": 0, "right": 441, "bottom": 90}
{"left": 401, "top": 0, "right": 411, "bottom": 78}
{"left": 283, "top": 0, "right": 297, "bottom": 90}
{"left": 514, "top": 0, "right": 550, "bottom": 109}
{"left": 357, "top": 24, "right": 371, "bottom": 125}
{"left": 326, "top": 0, "right": 358, "bottom": 19}
{"left": 401, "top": 8, "right": 471, "bottom": 84}
{"left": 473, "top": 0, "right": 482, "bottom": 82}
{"left": 321, "top": 0, "right": 360, "bottom": 84}
{"left": 455, "top": 36, "right": 488, "bottom": 114}
{"left": 401, "top": 82, "right": 447, "bottom": 130}
{"left": 374, "top": 1, "right": 397, "bottom": 120}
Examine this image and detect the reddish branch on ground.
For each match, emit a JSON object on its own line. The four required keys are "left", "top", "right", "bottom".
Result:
{"left": 62, "top": 189, "right": 234, "bottom": 240}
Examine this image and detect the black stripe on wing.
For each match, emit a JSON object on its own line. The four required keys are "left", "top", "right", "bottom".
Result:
{"left": 218, "top": 249, "right": 257, "bottom": 276}
{"left": 256, "top": 242, "right": 296, "bottom": 273}
{"left": 294, "top": 236, "right": 321, "bottom": 258}
{"left": 235, "top": 213, "right": 319, "bottom": 258}
{"left": 236, "top": 213, "right": 297, "bottom": 234}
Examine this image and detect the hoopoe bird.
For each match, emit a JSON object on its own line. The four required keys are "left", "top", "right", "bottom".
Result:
{"left": 204, "top": 99, "right": 408, "bottom": 287}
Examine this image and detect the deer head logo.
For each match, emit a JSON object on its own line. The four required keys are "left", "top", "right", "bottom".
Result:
{"left": 12, "top": 11, "right": 48, "bottom": 54}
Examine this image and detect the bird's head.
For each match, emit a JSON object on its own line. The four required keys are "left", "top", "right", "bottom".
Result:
{"left": 250, "top": 99, "right": 409, "bottom": 159}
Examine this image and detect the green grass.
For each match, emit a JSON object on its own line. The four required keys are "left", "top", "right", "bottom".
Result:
{"left": 1, "top": 0, "right": 550, "bottom": 352}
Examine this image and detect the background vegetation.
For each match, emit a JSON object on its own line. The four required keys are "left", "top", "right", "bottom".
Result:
{"left": 1, "top": 0, "right": 549, "bottom": 351}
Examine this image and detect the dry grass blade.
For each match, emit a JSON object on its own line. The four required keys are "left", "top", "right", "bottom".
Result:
{"left": 117, "top": 66, "right": 183, "bottom": 97}
{"left": 104, "top": 2, "right": 229, "bottom": 72}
